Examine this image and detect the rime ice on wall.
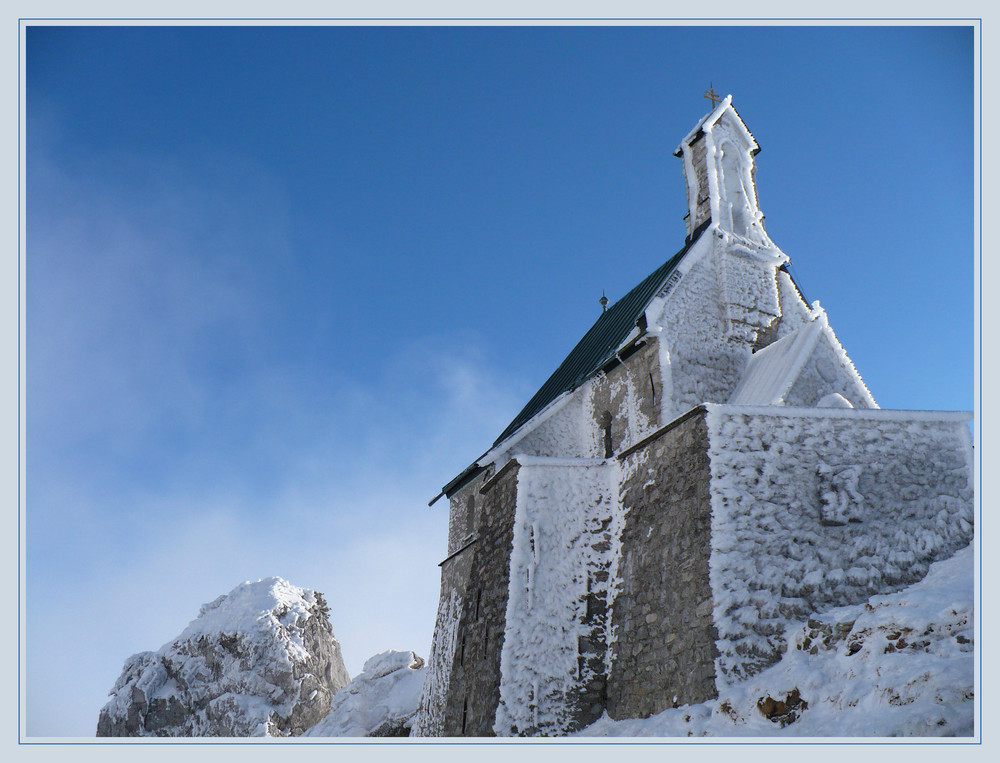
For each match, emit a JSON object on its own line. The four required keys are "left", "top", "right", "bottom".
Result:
{"left": 646, "top": 245, "right": 748, "bottom": 417}
{"left": 494, "top": 459, "right": 621, "bottom": 736}
{"left": 717, "top": 245, "right": 782, "bottom": 345}
{"left": 641, "top": 227, "right": 873, "bottom": 423}
{"left": 410, "top": 590, "right": 462, "bottom": 737}
{"left": 774, "top": 270, "right": 812, "bottom": 339}
{"left": 506, "top": 394, "right": 587, "bottom": 458}
{"left": 580, "top": 340, "right": 661, "bottom": 458}
{"left": 705, "top": 405, "right": 973, "bottom": 684}
{"left": 644, "top": 236, "right": 782, "bottom": 419}
{"left": 783, "top": 314, "right": 877, "bottom": 409}
{"left": 488, "top": 394, "right": 587, "bottom": 468}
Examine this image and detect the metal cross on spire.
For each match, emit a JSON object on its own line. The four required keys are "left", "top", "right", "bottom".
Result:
{"left": 704, "top": 83, "right": 722, "bottom": 108}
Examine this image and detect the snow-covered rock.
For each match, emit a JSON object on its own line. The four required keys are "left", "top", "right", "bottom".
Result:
{"left": 96, "top": 578, "right": 350, "bottom": 737}
{"left": 305, "top": 650, "right": 426, "bottom": 737}
{"left": 576, "top": 544, "right": 974, "bottom": 737}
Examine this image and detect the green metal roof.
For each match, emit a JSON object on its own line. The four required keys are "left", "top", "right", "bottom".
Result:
{"left": 491, "top": 223, "right": 708, "bottom": 448}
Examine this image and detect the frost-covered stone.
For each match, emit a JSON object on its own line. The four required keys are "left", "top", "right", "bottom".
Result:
{"left": 495, "top": 459, "right": 620, "bottom": 736}
{"left": 705, "top": 405, "right": 973, "bottom": 682}
{"left": 421, "top": 96, "right": 972, "bottom": 737}
{"left": 305, "top": 650, "right": 426, "bottom": 737}
{"left": 96, "top": 578, "right": 350, "bottom": 737}
{"left": 576, "top": 545, "right": 974, "bottom": 737}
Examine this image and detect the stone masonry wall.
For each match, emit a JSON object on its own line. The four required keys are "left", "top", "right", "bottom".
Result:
{"left": 412, "top": 477, "right": 482, "bottom": 736}
{"left": 439, "top": 464, "right": 520, "bottom": 736}
{"left": 583, "top": 339, "right": 662, "bottom": 458}
{"left": 649, "top": 248, "right": 755, "bottom": 420}
{"left": 783, "top": 327, "right": 875, "bottom": 410}
{"left": 606, "top": 407, "right": 717, "bottom": 719}
{"left": 446, "top": 472, "right": 488, "bottom": 555}
{"left": 686, "top": 133, "right": 712, "bottom": 234}
{"left": 494, "top": 460, "right": 619, "bottom": 736}
{"left": 706, "top": 405, "right": 974, "bottom": 683}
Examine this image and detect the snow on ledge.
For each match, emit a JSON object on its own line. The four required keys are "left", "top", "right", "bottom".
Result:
{"left": 510, "top": 455, "right": 608, "bottom": 467}
{"left": 708, "top": 402, "right": 972, "bottom": 423}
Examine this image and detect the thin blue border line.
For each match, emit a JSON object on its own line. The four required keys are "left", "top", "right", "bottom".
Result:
{"left": 16, "top": 17, "right": 983, "bottom": 746}
{"left": 977, "top": 15, "right": 983, "bottom": 746}
{"left": 18, "top": 15, "right": 22, "bottom": 747}
{"left": 15, "top": 16, "right": 984, "bottom": 21}
{"left": 21, "top": 737, "right": 982, "bottom": 750}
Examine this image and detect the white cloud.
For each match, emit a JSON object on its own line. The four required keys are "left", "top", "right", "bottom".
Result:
{"left": 26, "top": 136, "right": 528, "bottom": 736}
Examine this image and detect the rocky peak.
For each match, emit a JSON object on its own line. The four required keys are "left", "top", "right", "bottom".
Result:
{"left": 96, "top": 577, "right": 350, "bottom": 737}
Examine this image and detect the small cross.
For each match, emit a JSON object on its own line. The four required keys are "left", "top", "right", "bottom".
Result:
{"left": 704, "top": 83, "right": 722, "bottom": 107}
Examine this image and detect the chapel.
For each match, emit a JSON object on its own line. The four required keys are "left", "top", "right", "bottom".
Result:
{"left": 411, "top": 97, "right": 974, "bottom": 737}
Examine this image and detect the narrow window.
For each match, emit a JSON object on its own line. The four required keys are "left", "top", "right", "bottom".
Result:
{"left": 460, "top": 634, "right": 466, "bottom": 666}
{"left": 461, "top": 698, "right": 468, "bottom": 735}
{"left": 483, "top": 626, "right": 488, "bottom": 654}
{"left": 475, "top": 588, "right": 482, "bottom": 620}
{"left": 600, "top": 411, "right": 613, "bottom": 458}
{"left": 465, "top": 495, "right": 476, "bottom": 532}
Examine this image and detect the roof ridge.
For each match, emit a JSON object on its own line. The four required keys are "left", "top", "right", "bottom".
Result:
{"left": 490, "top": 223, "right": 708, "bottom": 448}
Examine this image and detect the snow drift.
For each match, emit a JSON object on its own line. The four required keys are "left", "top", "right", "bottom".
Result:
{"left": 305, "top": 650, "right": 427, "bottom": 737}
{"left": 577, "top": 544, "right": 975, "bottom": 737}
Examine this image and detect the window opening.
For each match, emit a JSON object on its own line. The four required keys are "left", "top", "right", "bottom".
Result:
{"left": 465, "top": 495, "right": 476, "bottom": 532}
{"left": 601, "top": 411, "right": 614, "bottom": 458}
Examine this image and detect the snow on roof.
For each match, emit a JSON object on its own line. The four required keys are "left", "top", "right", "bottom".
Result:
{"left": 727, "top": 314, "right": 825, "bottom": 406}
{"left": 490, "top": 222, "right": 711, "bottom": 453}
{"left": 432, "top": 224, "right": 713, "bottom": 503}
{"left": 673, "top": 95, "right": 759, "bottom": 158}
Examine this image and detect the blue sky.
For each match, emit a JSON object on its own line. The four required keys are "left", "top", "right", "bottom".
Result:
{"left": 24, "top": 23, "right": 974, "bottom": 737}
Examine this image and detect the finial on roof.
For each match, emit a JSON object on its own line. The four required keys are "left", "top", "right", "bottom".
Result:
{"left": 704, "top": 83, "right": 722, "bottom": 108}
{"left": 599, "top": 290, "right": 609, "bottom": 313}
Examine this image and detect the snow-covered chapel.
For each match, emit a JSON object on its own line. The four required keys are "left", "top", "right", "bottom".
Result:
{"left": 411, "top": 97, "right": 974, "bottom": 737}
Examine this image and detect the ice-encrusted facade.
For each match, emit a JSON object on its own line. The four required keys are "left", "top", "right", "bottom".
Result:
{"left": 412, "top": 98, "right": 973, "bottom": 736}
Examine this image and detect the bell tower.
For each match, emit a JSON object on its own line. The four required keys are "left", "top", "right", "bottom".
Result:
{"left": 674, "top": 95, "right": 768, "bottom": 244}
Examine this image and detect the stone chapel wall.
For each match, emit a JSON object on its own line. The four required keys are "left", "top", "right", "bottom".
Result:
{"left": 606, "top": 407, "right": 718, "bottom": 720}
{"left": 705, "top": 405, "right": 974, "bottom": 682}
{"left": 441, "top": 464, "right": 520, "bottom": 735}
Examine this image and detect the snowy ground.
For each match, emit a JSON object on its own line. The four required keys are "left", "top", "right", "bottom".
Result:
{"left": 577, "top": 544, "right": 974, "bottom": 738}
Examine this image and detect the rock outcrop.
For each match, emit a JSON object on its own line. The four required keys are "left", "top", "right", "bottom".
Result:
{"left": 97, "top": 577, "right": 350, "bottom": 737}
{"left": 305, "top": 650, "right": 426, "bottom": 737}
